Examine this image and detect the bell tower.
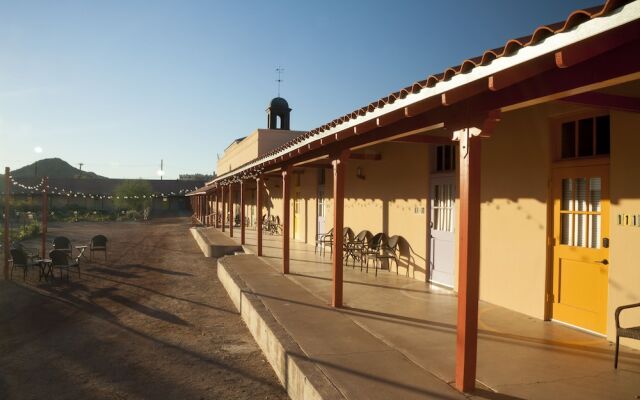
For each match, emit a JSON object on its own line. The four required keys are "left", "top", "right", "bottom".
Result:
{"left": 267, "top": 97, "right": 291, "bottom": 130}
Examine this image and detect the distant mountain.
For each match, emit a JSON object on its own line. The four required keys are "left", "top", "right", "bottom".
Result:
{"left": 5, "top": 158, "right": 106, "bottom": 179}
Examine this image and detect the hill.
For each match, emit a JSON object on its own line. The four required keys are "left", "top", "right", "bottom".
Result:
{"left": 5, "top": 158, "right": 106, "bottom": 179}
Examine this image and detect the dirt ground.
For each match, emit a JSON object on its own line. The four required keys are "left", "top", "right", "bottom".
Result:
{"left": 0, "top": 218, "right": 288, "bottom": 400}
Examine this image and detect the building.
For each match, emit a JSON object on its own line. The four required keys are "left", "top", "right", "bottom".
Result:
{"left": 189, "top": 0, "right": 640, "bottom": 389}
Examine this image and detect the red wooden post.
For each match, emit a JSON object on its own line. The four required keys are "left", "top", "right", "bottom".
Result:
{"left": 240, "top": 180, "right": 246, "bottom": 245}
{"left": 331, "top": 149, "right": 350, "bottom": 307}
{"left": 3, "top": 167, "right": 10, "bottom": 279}
{"left": 221, "top": 185, "right": 226, "bottom": 232}
{"left": 215, "top": 190, "right": 219, "bottom": 228}
{"left": 228, "top": 183, "right": 234, "bottom": 238}
{"left": 282, "top": 166, "right": 292, "bottom": 274}
{"left": 41, "top": 176, "right": 48, "bottom": 258}
{"left": 454, "top": 128, "right": 482, "bottom": 392}
{"left": 256, "top": 177, "right": 263, "bottom": 256}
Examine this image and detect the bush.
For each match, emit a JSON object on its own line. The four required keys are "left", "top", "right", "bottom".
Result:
{"left": 114, "top": 180, "right": 153, "bottom": 212}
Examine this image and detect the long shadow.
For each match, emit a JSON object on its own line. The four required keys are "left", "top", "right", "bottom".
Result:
{"left": 90, "top": 287, "right": 191, "bottom": 326}
{"left": 118, "top": 263, "right": 194, "bottom": 277}
{"left": 289, "top": 272, "right": 456, "bottom": 297}
{"left": 249, "top": 290, "right": 640, "bottom": 364}
{"left": 84, "top": 267, "right": 140, "bottom": 279}
{"left": 80, "top": 271, "right": 237, "bottom": 315}
{"left": 5, "top": 283, "right": 283, "bottom": 399}
{"left": 17, "top": 283, "right": 284, "bottom": 391}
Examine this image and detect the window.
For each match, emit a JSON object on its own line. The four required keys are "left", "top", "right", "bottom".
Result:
{"left": 435, "top": 145, "right": 455, "bottom": 172}
{"left": 318, "top": 168, "right": 326, "bottom": 185}
{"left": 560, "top": 115, "right": 610, "bottom": 159}
{"left": 432, "top": 184, "right": 455, "bottom": 232}
{"left": 560, "top": 177, "right": 602, "bottom": 248}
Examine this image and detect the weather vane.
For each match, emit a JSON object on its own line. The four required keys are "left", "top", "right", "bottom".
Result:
{"left": 275, "top": 66, "right": 284, "bottom": 97}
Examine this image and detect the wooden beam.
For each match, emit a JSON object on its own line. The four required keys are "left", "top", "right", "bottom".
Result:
{"left": 559, "top": 92, "right": 640, "bottom": 113}
{"left": 331, "top": 149, "right": 350, "bottom": 307}
{"left": 256, "top": 177, "right": 263, "bottom": 256}
{"left": 454, "top": 129, "right": 482, "bottom": 393}
{"left": 391, "top": 135, "right": 451, "bottom": 144}
{"left": 555, "top": 19, "right": 640, "bottom": 69}
{"left": 376, "top": 109, "right": 405, "bottom": 127}
{"left": 441, "top": 79, "right": 487, "bottom": 106}
{"left": 221, "top": 185, "right": 226, "bottom": 232}
{"left": 404, "top": 96, "right": 441, "bottom": 117}
{"left": 282, "top": 166, "right": 291, "bottom": 274}
{"left": 4, "top": 167, "right": 10, "bottom": 279}
{"left": 228, "top": 183, "right": 234, "bottom": 237}
{"left": 240, "top": 180, "right": 246, "bottom": 245}
{"left": 349, "top": 153, "right": 382, "bottom": 161}
{"left": 353, "top": 118, "right": 378, "bottom": 135}
{"left": 41, "top": 176, "right": 48, "bottom": 258}
{"left": 488, "top": 55, "right": 556, "bottom": 92}
{"left": 215, "top": 191, "right": 219, "bottom": 228}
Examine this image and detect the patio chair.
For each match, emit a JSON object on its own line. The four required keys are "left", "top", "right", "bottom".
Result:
{"left": 614, "top": 302, "right": 640, "bottom": 368}
{"left": 49, "top": 249, "right": 81, "bottom": 281}
{"left": 315, "top": 228, "right": 333, "bottom": 256}
{"left": 363, "top": 233, "right": 388, "bottom": 275}
{"left": 90, "top": 235, "right": 108, "bottom": 261}
{"left": 372, "top": 235, "right": 401, "bottom": 276}
{"left": 52, "top": 236, "right": 73, "bottom": 257}
{"left": 9, "top": 248, "right": 34, "bottom": 281}
{"left": 12, "top": 242, "right": 39, "bottom": 263}
{"left": 345, "top": 230, "right": 372, "bottom": 268}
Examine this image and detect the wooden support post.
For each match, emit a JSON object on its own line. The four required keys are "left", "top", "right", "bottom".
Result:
{"left": 215, "top": 190, "right": 220, "bottom": 228}
{"left": 331, "top": 149, "right": 350, "bottom": 307}
{"left": 240, "top": 180, "right": 246, "bottom": 245}
{"left": 228, "top": 183, "right": 234, "bottom": 238}
{"left": 282, "top": 166, "right": 291, "bottom": 274}
{"left": 3, "top": 167, "right": 10, "bottom": 279}
{"left": 454, "top": 128, "right": 482, "bottom": 393}
{"left": 221, "top": 185, "right": 226, "bottom": 232}
{"left": 256, "top": 177, "right": 263, "bottom": 256}
{"left": 41, "top": 176, "right": 48, "bottom": 258}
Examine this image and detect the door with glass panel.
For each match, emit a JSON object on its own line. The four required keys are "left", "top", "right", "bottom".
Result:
{"left": 552, "top": 165, "right": 609, "bottom": 334}
{"left": 429, "top": 176, "right": 456, "bottom": 287}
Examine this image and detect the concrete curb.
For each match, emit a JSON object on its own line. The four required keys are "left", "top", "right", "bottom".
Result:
{"left": 190, "top": 227, "right": 243, "bottom": 258}
{"left": 217, "top": 256, "right": 344, "bottom": 400}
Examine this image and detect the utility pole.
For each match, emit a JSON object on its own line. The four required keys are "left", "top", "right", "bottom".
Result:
{"left": 78, "top": 163, "right": 84, "bottom": 171}
{"left": 160, "top": 159, "right": 164, "bottom": 181}
{"left": 41, "top": 176, "right": 48, "bottom": 258}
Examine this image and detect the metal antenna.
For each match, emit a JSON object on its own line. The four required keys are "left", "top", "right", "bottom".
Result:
{"left": 275, "top": 66, "right": 284, "bottom": 97}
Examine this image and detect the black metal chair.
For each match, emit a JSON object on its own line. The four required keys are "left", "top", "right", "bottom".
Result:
{"left": 52, "top": 236, "right": 73, "bottom": 257}
{"left": 49, "top": 249, "right": 80, "bottom": 281}
{"left": 373, "top": 235, "right": 401, "bottom": 275}
{"left": 345, "top": 230, "right": 372, "bottom": 268}
{"left": 9, "top": 248, "right": 33, "bottom": 281}
{"left": 614, "top": 302, "right": 640, "bottom": 368}
{"left": 363, "top": 233, "right": 388, "bottom": 275}
{"left": 90, "top": 235, "right": 108, "bottom": 261}
{"left": 315, "top": 228, "right": 333, "bottom": 256}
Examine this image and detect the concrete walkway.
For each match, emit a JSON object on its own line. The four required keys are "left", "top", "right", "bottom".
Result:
{"left": 200, "top": 226, "right": 640, "bottom": 399}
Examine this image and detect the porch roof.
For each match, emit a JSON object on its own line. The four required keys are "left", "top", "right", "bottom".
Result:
{"left": 202, "top": 0, "right": 638, "bottom": 190}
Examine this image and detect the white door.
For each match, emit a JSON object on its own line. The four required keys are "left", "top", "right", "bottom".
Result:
{"left": 429, "top": 176, "right": 456, "bottom": 287}
{"left": 317, "top": 189, "right": 326, "bottom": 235}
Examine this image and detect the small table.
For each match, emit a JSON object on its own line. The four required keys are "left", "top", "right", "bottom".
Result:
{"left": 75, "top": 245, "right": 89, "bottom": 260}
{"left": 35, "top": 259, "right": 53, "bottom": 281}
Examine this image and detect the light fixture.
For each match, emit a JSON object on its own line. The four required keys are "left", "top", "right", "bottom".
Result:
{"left": 356, "top": 166, "right": 365, "bottom": 180}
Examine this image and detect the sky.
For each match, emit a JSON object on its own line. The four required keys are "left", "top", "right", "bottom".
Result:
{"left": 0, "top": 0, "right": 601, "bottom": 179}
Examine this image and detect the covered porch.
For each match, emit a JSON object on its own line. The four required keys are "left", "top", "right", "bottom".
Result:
{"left": 199, "top": 225, "right": 640, "bottom": 399}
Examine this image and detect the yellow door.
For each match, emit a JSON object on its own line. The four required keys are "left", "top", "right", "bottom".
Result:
{"left": 552, "top": 164, "right": 609, "bottom": 334}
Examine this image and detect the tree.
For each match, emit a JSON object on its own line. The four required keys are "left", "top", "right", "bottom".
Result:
{"left": 114, "top": 180, "right": 153, "bottom": 212}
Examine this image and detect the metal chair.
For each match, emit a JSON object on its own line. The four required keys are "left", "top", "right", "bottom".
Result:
{"left": 315, "top": 228, "right": 333, "bottom": 256}
{"left": 363, "top": 233, "right": 388, "bottom": 275}
{"left": 9, "top": 248, "right": 33, "bottom": 281}
{"left": 614, "top": 302, "right": 640, "bottom": 368}
{"left": 52, "top": 236, "right": 73, "bottom": 257}
{"left": 90, "top": 235, "right": 108, "bottom": 261}
{"left": 49, "top": 249, "right": 81, "bottom": 281}
{"left": 345, "top": 230, "right": 372, "bottom": 268}
{"left": 373, "top": 235, "right": 401, "bottom": 275}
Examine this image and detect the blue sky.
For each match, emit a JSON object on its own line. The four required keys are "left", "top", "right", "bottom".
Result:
{"left": 0, "top": 0, "right": 599, "bottom": 179}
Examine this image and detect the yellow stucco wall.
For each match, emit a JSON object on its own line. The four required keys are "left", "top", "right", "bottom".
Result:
{"left": 608, "top": 110, "right": 640, "bottom": 348}
{"left": 479, "top": 105, "right": 552, "bottom": 319}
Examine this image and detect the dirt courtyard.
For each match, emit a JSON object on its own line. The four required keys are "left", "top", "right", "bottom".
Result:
{"left": 0, "top": 218, "right": 288, "bottom": 400}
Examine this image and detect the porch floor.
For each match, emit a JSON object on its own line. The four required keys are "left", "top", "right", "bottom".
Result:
{"left": 201, "top": 226, "right": 640, "bottom": 399}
